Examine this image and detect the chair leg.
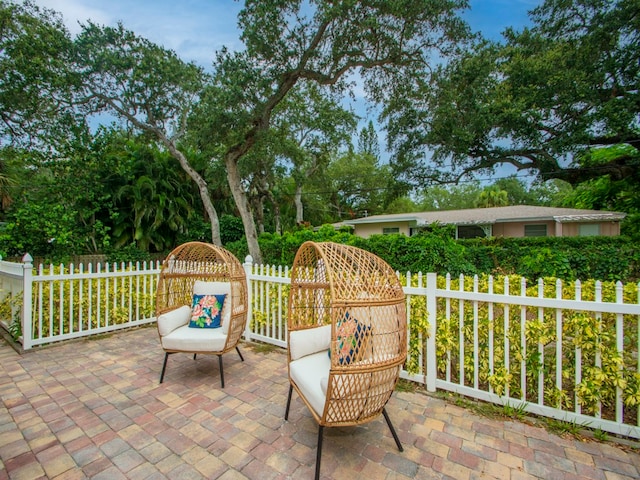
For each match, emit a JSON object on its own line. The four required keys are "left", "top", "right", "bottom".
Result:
{"left": 236, "top": 346, "right": 244, "bottom": 362}
{"left": 382, "top": 407, "right": 403, "bottom": 452}
{"left": 218, "top": 355, "right": 225, "bottom": 388}
{"left": 160, "top": 352, "right": 169, "bottom": 384}
{"left": 315, "top": 425, "right": 324, "bottom": 480}
{"left": 284, "top": 384, "right": 293, "bottom": 420}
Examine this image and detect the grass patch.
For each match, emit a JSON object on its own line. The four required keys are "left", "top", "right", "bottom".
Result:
{"left": 87, "top": 333, "right": 115, "bottom": 341}
{"left": 395, "top": 378, "right": 418, "bottom": 393}
{"left": 248, "top": 341, "right": 281, "bottom": 354}
{"left": 547, "top": 419, "right": 590, "bottom": 438}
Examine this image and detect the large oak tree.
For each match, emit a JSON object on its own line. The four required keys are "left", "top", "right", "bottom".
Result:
{"left": 192, "top": 0, "right": 470, "bottom": 263}
{"left": 384, "top": 0, "right": 640, "bottom": 187}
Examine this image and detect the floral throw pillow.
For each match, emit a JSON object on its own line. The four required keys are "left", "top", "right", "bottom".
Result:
{"left": 332, "top": 312, "right": 371, "bottom": 365}
{"left": 189, "top": 294, "right": 226, "bottom": 328}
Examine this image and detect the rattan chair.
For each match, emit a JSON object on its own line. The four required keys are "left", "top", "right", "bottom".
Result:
{"left": 284, "top": 241, "right": 407, "bottom": 479}
{"left": 155, "top": 242, "right": 248, "bottom": 387}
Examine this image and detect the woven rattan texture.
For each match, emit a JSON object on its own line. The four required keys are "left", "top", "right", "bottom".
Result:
{"left": 288, "top": 241, "right": 407, "bottom": 426}
{"left": 155, "top": 241, "right": 248, "bottom": 353}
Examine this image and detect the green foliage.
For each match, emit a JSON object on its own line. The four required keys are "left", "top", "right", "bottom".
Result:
{"left": 432, "top": 274, "right": 640, "bottom": 425}
{"left": 561, "top": 145, "right": 640, "bottom": 237}
{"left": 0, "top": 0, "right": 76, "bottom": 145}
{"left": 0, "top": 202, "right": 85, "bottom": 262}
{"left": 384, "top": 0, "right": 640, "bottom": 197}
{"left": 462, "top": 236, "right": 640, "bottom": 282}
{"left": 0, "top": 292, "right": 22, "bottom": 341}
{"left": 400, "top": 272, "right": 431, "bottom": 375}
{"left": 28, "top": 265, "right": 156, "bottom": 339}
{"left": 220, "top": 215, "right": 245, "bottom": 245}
{"left": 546, "top": 419, "right": 589, "bottom": 437}
{"left": 519, "top": 247, "right": 573, "bottom": 280}
{"left": 250, "top": 228, "right": 640, "bottom": 283}
{"left": 593, "top": 429, "right": 608, "bottom": 442}
{"left": 105, "top": 244, "right": 151, "bottom": 265}
{"left": 475, "top": 188, "right": 508, "bottom": 208}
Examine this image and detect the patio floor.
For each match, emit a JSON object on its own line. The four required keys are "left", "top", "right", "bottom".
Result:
{"left": 1, "top": 327, "right": 639, "bottom": 480}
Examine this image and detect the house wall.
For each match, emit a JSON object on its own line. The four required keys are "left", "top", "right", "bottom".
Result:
{"left": 493, "top": 221, "right": 556, "bottom": 237}
{"left": 353, "top": 221, "right": 410, "bottom": 238}
{"left": 353, "top": 219, "right": 621, "bottom": 239}
{"left": 494, "top": 221, "right": 620, "bottom": 238}
{"left": 561, "top": 222, "right": 621, "bottom": 237}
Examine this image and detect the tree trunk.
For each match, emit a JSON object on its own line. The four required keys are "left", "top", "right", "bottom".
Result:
{"left": 254, "top": 195, "right": 265, "bottom": 235}
{"left": 294, "top": 183, "right": 304, "bottom": 224}
{"left": 165, "top": 143, "right": 222, "bottom": 246}
{"left": 272, "top": 200, "right": 282, "bottom": 235}
{"left": 264, "top": 189, "right": 281, "bottom": 234}
{"left": 225, "top": 155, "right": 263, "bottom": 264}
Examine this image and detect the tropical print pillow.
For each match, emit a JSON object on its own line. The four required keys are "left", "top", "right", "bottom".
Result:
{"left": 331, "top": 312, "right": 371, "bottom": 364}
{"left": 189, "top": 294, "right": 226, "bottom": 328}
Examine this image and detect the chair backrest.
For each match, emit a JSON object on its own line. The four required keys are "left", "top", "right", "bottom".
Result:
{"left": 156, "top": 242, "right": 248, "bottom": 349}
{"left": 288, "top": 241, "right": 407, "bottom": 426}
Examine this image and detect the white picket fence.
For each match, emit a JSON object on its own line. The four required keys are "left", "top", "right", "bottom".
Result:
{"left": 1, "top": 254, "right": 640, "bottom": 439}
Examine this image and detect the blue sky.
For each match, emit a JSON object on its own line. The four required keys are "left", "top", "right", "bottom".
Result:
{"left": 34, "top": 0, "right": 541, "bottom": 69}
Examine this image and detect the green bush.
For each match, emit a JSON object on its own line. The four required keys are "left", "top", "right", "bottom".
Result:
{"left": 250, "top": 227, "right": 639, "bottom": 282}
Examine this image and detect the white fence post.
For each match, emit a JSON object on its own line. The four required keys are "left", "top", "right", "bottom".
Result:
{"left": 426, "top": 272, "right": 437, "bottom": 392}
{"left": 243, "top": 255, "right": 254, "bottom": 341}
{"left": 21, "top": 253, "right": 33, "bottom": 350}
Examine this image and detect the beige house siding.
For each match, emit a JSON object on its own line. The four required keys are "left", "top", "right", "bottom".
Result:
{"left": 354, "top": 219, "right": 621, "bottom": 239}
{"left": 598, "top": 221, "right": 621, "bottom": 236}
{"left": 472, "top": 220, "right": 620, "bottom": 238}
{"left": 500, "top": 221, "right": 556, "bottom": 238}
{"left": 354, "top": 221, "right": 411, "bottom": 238}
{"left": 344, "top": 206, "right": 625, "bottom": 240}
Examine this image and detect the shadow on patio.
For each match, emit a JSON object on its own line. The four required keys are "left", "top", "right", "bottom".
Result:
{"left": 1, "top": 326, "right": 639, "bottom": 479}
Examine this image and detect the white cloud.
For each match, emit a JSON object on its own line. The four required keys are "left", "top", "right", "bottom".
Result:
{"left": 30, "top": 0, "right": 243, "bottom": 68}
{"left": 34, "top": 0, "right": 111, "bottom": 35}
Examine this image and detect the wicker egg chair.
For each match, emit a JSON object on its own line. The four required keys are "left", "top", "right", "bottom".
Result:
{"left": 155, "top": 241, "right": 248, "bottom": 387}
{"left": 284, "top": 241, "right": 407, "bottom": 480}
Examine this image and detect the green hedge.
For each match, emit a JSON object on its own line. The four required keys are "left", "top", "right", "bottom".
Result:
{"left": 226, "top": 226, "right": 640, "bottom": 282}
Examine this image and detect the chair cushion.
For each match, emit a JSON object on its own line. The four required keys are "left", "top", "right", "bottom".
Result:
{"left": 189, "top": 294, "right": 226, "bottom": 328}
{"left": 289, "top": 325, "right": 331, "bottom": 361}
{"left": 335, "top": 313, "right": 371, "bottom": 365}
{"left": 193, "top": 281, "right": 232, "bottom": 334}
{"left": 157, "top": 305, "right": 191, "bottom": 337}
{"left": 290, "top": 351, "right": 330, "bottom": 417}
{"left": 161, "top": 324, "right": 227, "bottom": 352}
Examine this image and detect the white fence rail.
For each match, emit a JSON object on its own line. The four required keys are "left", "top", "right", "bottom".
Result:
{"left": 2, "top": 254, "right": 640, "bottom": 439}
{"left": 0, "top": 255, "right": 161, "bottom": 349}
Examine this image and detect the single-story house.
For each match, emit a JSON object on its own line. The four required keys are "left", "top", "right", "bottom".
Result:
{"left": 342, "top": 205, "right": 626, "bottom": 239}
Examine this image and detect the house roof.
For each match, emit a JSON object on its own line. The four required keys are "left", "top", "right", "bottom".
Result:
{"left": 343, "top": 205, "right": 626, "bottom": 227}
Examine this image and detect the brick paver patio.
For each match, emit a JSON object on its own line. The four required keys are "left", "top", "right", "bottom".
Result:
{"left": 1, "top": 326, "right": 639, "bottom": 479}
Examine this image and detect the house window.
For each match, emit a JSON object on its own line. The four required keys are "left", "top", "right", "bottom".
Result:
{"left": 457, "top": 225, "right": 487, "bottom": 239}
{"left": 579, "top": 224, "right": 600, "bottom": 236}
{"left": 382, "top": 227, "right": 400, "bottom": 235}
{"left": 524, "top": 224, "right": 547, "bottom": 237}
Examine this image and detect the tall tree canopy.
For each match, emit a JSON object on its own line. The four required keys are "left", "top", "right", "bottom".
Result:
{"left": 192, "top": 0, "right": 470, "bottom": 263}
{"left": 0, "top": 0, "right": 75, "bottom": 146}
{"left": 384, "top": 0, "right": 640, "bottom": 187}
{"left": 73, "top": 22, "right": 224, "bottom": 246}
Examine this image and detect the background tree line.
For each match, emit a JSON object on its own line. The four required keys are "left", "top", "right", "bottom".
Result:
{"left": 0, "top": 0, "right": 637, "bottom": 265}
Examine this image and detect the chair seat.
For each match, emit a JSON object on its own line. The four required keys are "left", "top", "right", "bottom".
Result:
{"left": 290, "top": 351, "right": 330, "bottom": 417}
{"left": 161, "top": 324, "right": 227, "bottom": 352}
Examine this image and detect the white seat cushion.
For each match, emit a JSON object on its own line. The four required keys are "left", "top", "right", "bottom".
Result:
{"left": 289, "top": 351, "right": 330, "bottom": 417}
{"left": 161, "top": 324, "right": 227, "bottom": 352}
